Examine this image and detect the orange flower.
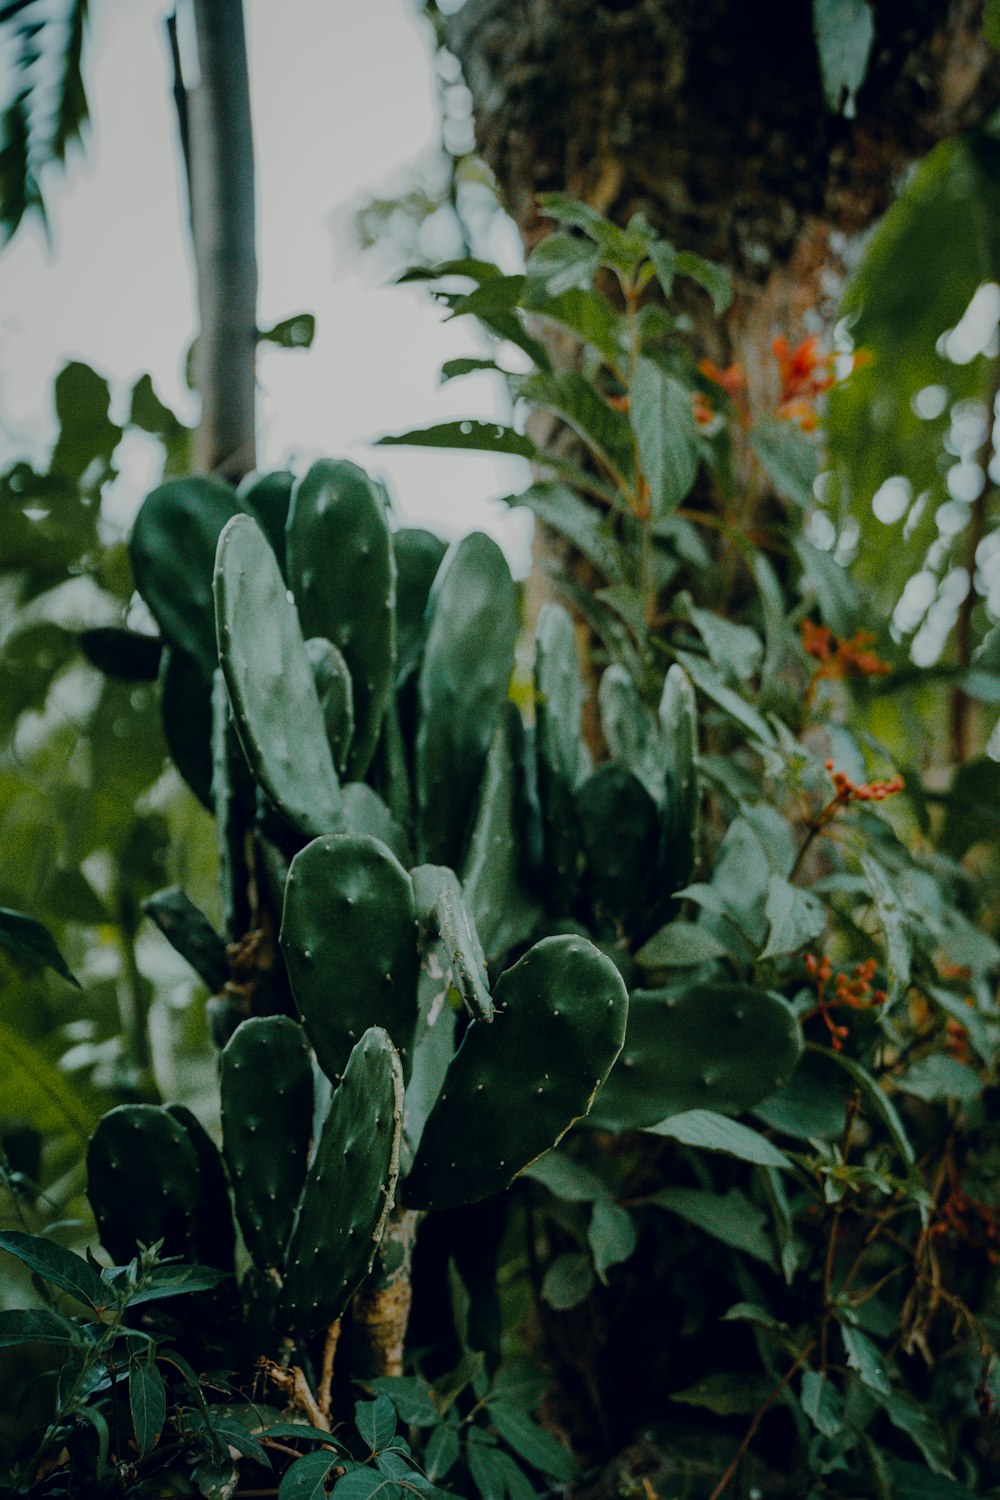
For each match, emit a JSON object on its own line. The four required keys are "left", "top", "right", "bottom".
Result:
{"left": 823, "top": 759, "right": 904, "bottom": 805}
{"left": 698, "top": 359, "right": 745, "bottom": 399}
{"left": 804, "top": 952, "right": 886, "bottom": 1051}
{"left": 801, "top": 618, "right": 892, "bottom": 697}
{"left": 692, "top": 391, "right": 716, "bottom": 427}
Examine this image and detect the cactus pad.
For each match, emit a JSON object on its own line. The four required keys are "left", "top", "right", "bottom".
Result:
{"left": 214, "top": 513, "right": 343, "bottom": 838}
{"left": 534, "top": 603, "right": 584, "bottom": 908}
{"left": 220, "top": 1017, "right": 313, "bottom": 1270}
{"left": 462, "top": 708, "right": 541, "bottom": 966}
{"left": 305, "top": 636, "right": 355, "bottom": 776}
{"left": 281, "top": 833, "right": 420, "bottom": 1081}
{"left": 587, "top": 983, "right": 802, "bottom": 1132}
{"left": 281, "top": 1026, "right": 403, "bottom": 1335}
{"left": 405, "top": 935, "right": 628, "bottom": 1211}
{"left": 87, "top": 1105, "right": 203, "bottom": 1265}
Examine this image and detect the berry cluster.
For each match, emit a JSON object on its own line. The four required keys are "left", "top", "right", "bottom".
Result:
{"left": 801, "top": 618, "right": 892, "bottom": 695}
{"left": 804, "top": 953, "right": 886, "bottom": 1050}
{"left": 824, "top": 760, "right": 904, "bottom": 805}
{"left": 932, "top": 1187, "right": 1000, "bottom": 1266}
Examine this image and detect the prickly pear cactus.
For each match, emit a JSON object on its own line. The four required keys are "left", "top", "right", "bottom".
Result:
{"left": 416, "top": 532, "right": 517, "bottom": 868}
{"left": 411, "top": 863, "right": 493, "bottom": 1023}
{"left": 461, "top": 707, "right": 541, "bottom": 966}
{"left": 282, "top": 1026, "right": 403, "bottom": 1335}
{"left": 87, "top": 1105, "right": 205, "bottom": 1265}
{"left": 220, "top": 1017, "right": 313, "bottom": 1271}
{"left": 214, "top": 513, "right": 342, "bottom": 838}
{"left": 587, "top": 983, "right": 802, "bottom": 1132}
{"left": 305, "top": 636, "right": 355, "bottom": 776}
{"left": 405, "top": 935, "right": 628, "bottom": 1211}
{"left": 534, "top": 603, "right": 586, "bottom": 909}
{"left": 280, "top": 833, "right": 420, "bottom": 1082}
{"left": 286, "top": 459, "right": 395, "bottom": 780}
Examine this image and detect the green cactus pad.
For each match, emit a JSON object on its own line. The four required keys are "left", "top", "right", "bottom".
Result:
{"left": 221, "top": 1017, "right": 313, "bottom": 1270}
{"left": 211, "top": 668, "right": 250, "bottom": 941}
{"left": 368, "top": 695, "right": 412, "bottom": 831}
{"left": 342, "top": 782, "right": 411, "bottom": 867}
{"left": 305, "top": 636, "right": 355, "bottom": 776}
{"left": 159, "top": 645, "right": 214, "bottom": 809}
{"left": 598, "top": 664, "right": 664, "bottom": 805}
{"left": 142, "top": 887, "right": 229, "bottom": 993}
{"left": 280, "top": 833, "right": 420, "bottom": 1082}
{"left": 402, "top": 959, "right": 459, "bottom": 1172}
{"left": 282, "top": 1026, "right": 403, "bottom": 1335}
{"left": 535, "top": 603, "right": 584, "bottom": 908}
{"left": 576, "top": 766, "right": 660, "bottom": 939}
{"left": 416, "top": 532, "right": 517, "bottom": 868}
{"left": 586, "top": 983, "right": 802, "bottom": 1133}
{"left": 462, "top": 707, "right": 541, "bottom": 966}
{"left": 405, "top": 935, "right": 628, "bottom": 1211}
{"left": 164, "top": 1104, "right": 235, "bottom": 1270}
{"left": 393, "top": 527, "right": 447, "bottom": 686}
{"left": 286, "top": 460, "right": 395, "bottom": 780}
{"left": 238, "top": 469, "right": 294, "bottom": 577}
{"left": 214, "top": 513, "right": 342, "bottom": 839}
{"left": 412, "top": 864, "right": 493, "bottom": 1022}
{"left": 130, "top": 476, "right": 242, "bottom": 675}
{"left": 87, "top": 1105, "right": 203, "bottom": 1265}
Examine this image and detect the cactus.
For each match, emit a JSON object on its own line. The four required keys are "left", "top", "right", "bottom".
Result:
{"left": 587, "top": 983, "right": 802, "bottom": 1132}
{"left": 214, "top": 513, "right": 343, "bottom": 839}
{"left": 305, "top": 636, "right": 355, "bottom": 776}
{"left": 598, "top": 664, "right": 663, "bottom": 804}
{"left": 462, "top": 707, "right": 542, "bottom": 967}
{"left": 281, "top": 1026, "right": 403, "bottom": 1335}
{"left": 286, "top": 460, "right": 395, "bottom": 780}
{"left": 211, "top": 668, "right": 250, "bottom": 943}
{"left": 165, "top": 1104, "right": 235, "bottom": 1271}
{"left": 393, "top": 527, "right": 447, "bottom": 687}
{"left": 142, "top": 886, "right": 229, "bottom": 993}
{"left": 534, "top": 603, "right": 585, "bottom": 909}
{"left": 159, "top": 645, "right": 214, "bottom": 809}
{"left": 411, "top": 864, "right": 493, "bottom": 1023}
{"left": 280, "top": 833, "right": 420, "bottom": 1082}
{"left": 220, "top": 1017, "right": 313, "bottom": 1271}
{"left": 342, "top": 782, "right": 411, "bottom": 866}
{"left": 576, "top": 765, "right": 660, "bottom": 940}
{"left": 658, "top": 664, "right": 699, "bottom": 891}
{"left": 130, "top": 476, "right": 242, "bottom": 676}
{"left": 402, "top": 957, "right": 459, "bottom": 1172}
{"left": 416, "top": 533, "right": 517, "bottom": 867}
{"left": 87, "top": 1105, "right": 204, "bottom": 1265}
{"left": 238, "top": 468, "right": 294, "bottom": 577}
{"left": 405, "top": 935, "right": 628, "bottom": 1211}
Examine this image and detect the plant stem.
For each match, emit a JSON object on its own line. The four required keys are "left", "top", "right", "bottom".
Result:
{"left": 706, "top": 1341, "right": 815, "bottom": 1500}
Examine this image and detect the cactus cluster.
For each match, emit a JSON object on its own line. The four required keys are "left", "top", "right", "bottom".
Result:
{"left": 87, "top": 453, "right": 805, "bottom": 1353}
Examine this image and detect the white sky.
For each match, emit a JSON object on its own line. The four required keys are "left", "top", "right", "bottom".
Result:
{"left": 0, "top": 0, "right": 533, "bottom": 569}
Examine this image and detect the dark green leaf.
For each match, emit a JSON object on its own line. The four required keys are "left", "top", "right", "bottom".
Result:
{"left": 279, "top": 1452, "right": 343, "bottom": 1500}
{"left": 356, "top": 1395, "right": 397, "bottom": 1452}
{"left": 760, "top": 875, "right": 826, "bottom": 960}
{"left": 587, "top": 1200, "right": 637, "bottom": 1280}
{"left": 670, "top": 1372, "right": 773, "bottom": 1415}
{"left": 367, "top": 1377, "right": 438, "bottom": 1426}
{"left": 813, "top": 0, "right": 875, "bottom": 116}
{"left": 861, "top": 855, "right": 911, "bottom": 1010}
{"left": 541, "top": 1253, "right": 593, "bottom": 1310}
{"left": 378, "top": 421, "right": 536, "bottom": 459}
{"left": 750, "top": 416, "right": 819, "bottom": 509}
{"left": 645, "top": 1187, "right": 775, "bottom": 1265}
{"left": 630, "top": 359, "right": 699, "bottom": 515}
{"left": 0, "top": 1307, "right": 79, "bottom": 1348}
{"left": 258, "top": 312, "right": 316, "bottom": 349}
{"left": 635, "top": 920, "right": 728, "bottom": 969}
{"left": 674, "top": 251, "right": 733, "bottom": 313}
{"left": 0, "top": 907, "right": 79, "bottom": 986}
{"left": 0, "top": 1231, "right": 105, "bottom": 1309}
{"left": 646, "top": 1111, "right": 790, "bottom": 1169}
{"left": 130, "top": 1352, "right": 167, "bottom": 1457}
{"left": 488, "top": 1402, "right": 578, "bottom": 1482}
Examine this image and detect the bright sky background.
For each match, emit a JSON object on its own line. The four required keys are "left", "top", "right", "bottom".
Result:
{"left": 0, "top": 0, "right": 533, "bottom": 569}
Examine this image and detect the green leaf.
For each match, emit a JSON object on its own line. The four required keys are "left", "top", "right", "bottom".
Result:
{"left": 537, "top": 192, "right": 646, "bottom": 276}
{"left": 644, "top": 238, "right": 677, "bottom": 299}
{"left": 331, "top": 1468, "right": 402, "bottom": 1500}
{"left": 800, "top": 1370, "right": 844, "bottom": 1437}
{"left": 127, "top": 1265, "right": 233, "bottom": 1305}
{"left": 749, "top": 417, "right": 819, "bottom": 509}
{"left": 811, "top": 1044, "right": 914, "bottom": 1167}
{"left": 674, "top": 251, "right": 733, "bottom": 314}
{"left": 0, "top": 906, "right": 79, "bottom": 986}
{"left": 670, "top": 1372, "right": 773, "bottom": 1415}
{"left": 356, "top": 1395, "right": 397, "bottom": 1452}
{"left": 687, "top": 606, "right": 763, "bottom": 685}
{"left": 519, "top": 369, "right": 635, "bottom": 488}
{"left": 505, "top": 482, "right": 625, "bottom": 582}
{"left": 646, "top": 1110, "right": 790, "bottom": 1170}
{"left": 0, "top": 1021, "right": 99, "bottom": 1140}
{"left": 673, "top": 649, "right": 777, "bottom": 747}
{"left": 760, "top": 875, "right": 826, "bottom": 961}
{"left": 0, "top": 1231, "right": 106, "bottom": 1309}
{"left": 635, "top": 920, "right": 729, "bottom": 969}
{"left": 645, "top": 1187, "right": 775, "bottom": 1265}
{"left": 792, "top": 536, "right": 859, "bottom": 637}
{"left": 279, "top": 1453, "right": 344, "bottom": 1500}
{"left": 889, "top": 1460, "right": 974, "bottom": 1498}
{"left": 0, "top": 1307, "right": 79, "bottom": 1348}
{"left": 440, "top": 357, "right": 502, "bottom": 382}
{"left": 130, "top": 1352, "right": 167, "bottom": 1458}
{"left": 841, "top": 1323, "right": 891, "bottom": 1396}
{"left": 378, "top": 420, "right": 536, "bottom": 459}
{"left": 258, "top": 312, "right": 316, "bottom": 349}
{"left": 521, "top": 285, "right": 625, "bottom": 369}
{"left": 986, "top": 0, "right": 1000, "bottom": 51}
{"left": 522, "top": 1152, "right": 611, "bottom": 1203}
{"left": 875, "top": 1389, "right": 953, "bottom": 1476}
{"left": 587, "top": 1201, "right": 637, "bottom": 1281}
{"left": 525, "top": 232, "right": 601, "bottom": 296}
{"left": 488, "top": 1402, "right": 578, "bottom": 1482}
{"left": 894, "top": 1055, "right": 981, "bottom": 1105}
{"left": 367, "top": 1377, "right": 438, "bottom": 1427}
{"left": 630, "top": 359, "right": 699, "bottom": 516}
{"left": 541, "top": 1253, "right": 593, "bottom": 1310}
{"left": 467, "top": 1435, "right": 507, "bottom": 1500}
{"left": 813, "top": 0, "right": 875, "bottom": 117}
{"left": 424, "top": 1422, "right": 459, "bottom": 1480}
{"left": 861, "top": 855, "right": 911, "bottom": 1010}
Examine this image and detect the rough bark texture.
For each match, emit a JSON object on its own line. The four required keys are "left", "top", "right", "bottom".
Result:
{"left": 188, "top": 0, "right": 258, "bottom": 481}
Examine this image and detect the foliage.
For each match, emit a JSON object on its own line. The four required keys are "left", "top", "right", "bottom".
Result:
{"left": 2, "top": 187, "right": 1000, "bottom": 1500}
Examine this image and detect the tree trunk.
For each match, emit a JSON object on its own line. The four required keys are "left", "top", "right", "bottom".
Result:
{"left": 186, "top": 0, "right": 258, "bottom": 482}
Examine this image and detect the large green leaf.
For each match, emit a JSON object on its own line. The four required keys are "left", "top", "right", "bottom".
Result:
{"left": 0, "top": 907, "right": 79, "bottom": 986}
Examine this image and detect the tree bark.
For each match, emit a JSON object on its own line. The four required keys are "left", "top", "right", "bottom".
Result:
{"left": 187, "top": 0, "right": 258, "bottom": 482}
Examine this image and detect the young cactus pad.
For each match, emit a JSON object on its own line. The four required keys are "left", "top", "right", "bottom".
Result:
{"left": 586, "top": 983, "right": 802, "bottom": 1132}
{"left": 87, "top": 1105, "right": 204, "bottom": 1265}
{"left": 214, "top": 513, "right": 343, "bottom": 838}
{"left": 405, "top": 935, "right": 629, "bottom": 1212}
{"left": 305, "top": 636, "right": 355, "bottom": 776}
{"left": 220, "top": 1017, "right": 314, "bottom": 1271}
{"left": 164, "top": 1104, "right": 235, "bottom": 1271}
{"left": 280, "top": 833, "right": 420, "bottom": 1082}
{"left": 286, "top": 460, "right": 395, "bottom": 780}
{"left": 416, "top": 532, "right": 517, "bottom": 868}
{"left": 281, "top": 1026, "right": 403, "bottom": 1336}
